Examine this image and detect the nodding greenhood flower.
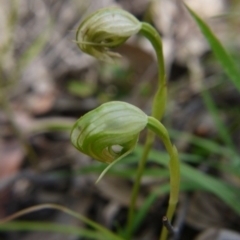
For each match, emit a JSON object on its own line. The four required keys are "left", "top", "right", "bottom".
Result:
{"left": 70, "top": 101, "right": 148, "bottom": 164}
{"left": 76, "top": 7, "right": 141, "bottom": 62}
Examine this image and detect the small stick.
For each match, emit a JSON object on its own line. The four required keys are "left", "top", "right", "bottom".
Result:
{"left": 162, "top": 216, "right": 176, "bottom": 235}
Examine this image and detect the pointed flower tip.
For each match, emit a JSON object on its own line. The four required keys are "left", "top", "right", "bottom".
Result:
{"left": 76, "top": 7, "right": 141, "bottom": 62}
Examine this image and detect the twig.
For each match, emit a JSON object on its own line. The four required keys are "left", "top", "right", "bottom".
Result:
{"left": 162, "top": 216, "right": 176, "bottom": 236}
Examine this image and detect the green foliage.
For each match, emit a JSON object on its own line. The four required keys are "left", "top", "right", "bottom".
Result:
{"left": 185, "top": 4, "right": 240, "bottom": 92}
{"left": 0, "top": 204, "right": 124, "bottom": 240}
{"left": 0, "top": 221, "right": 110, "bottom": 240}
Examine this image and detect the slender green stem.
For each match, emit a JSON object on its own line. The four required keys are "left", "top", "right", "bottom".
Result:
{"left": 140, "top": 22, "right": 167, "bottom": 120}
{"left": 126, "top": 130, "right": 154, "bottom": 239}
{"left": 147, "top": 117, "right": 180, "bottom": 240}
{"left": 126, "top": 22, "right": 167, "bottom": 239}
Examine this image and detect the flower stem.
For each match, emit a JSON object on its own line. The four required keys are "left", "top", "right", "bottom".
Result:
{"left": 140, "top": 22, "right": 167, "bottom": 120}
{"left": 126, "top": 22, "right": 167, "bottom": 239}
{"left": 126, "top": 130, "right": 154, "bottom": 239}
{"left": 147, "top": 117, "right": 180, "bottom": 240}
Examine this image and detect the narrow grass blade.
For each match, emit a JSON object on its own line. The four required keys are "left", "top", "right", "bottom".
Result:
{"left": 76, "top": 165, "right": 169, "bottom": 178}
{"left": 201, "top": 86, "right": 237, "bottom": 156}
{"left": 0, "top": 221, "right": 107, "bottom": 240}
{"left": 185, "top": 4, "right": 240, "bottom": 92}
{"left": 169, "top": 129, "right": 238, "bottom": 160}
{"left": 134, "top": 145, "right": 240, "bottom": 215}
{"left": 0, "top": 204, "right": 124, "bottom": 240}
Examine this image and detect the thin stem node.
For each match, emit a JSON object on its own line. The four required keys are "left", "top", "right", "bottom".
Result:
{"left": 162, "top": 216, "right": 176, "bottom": 236}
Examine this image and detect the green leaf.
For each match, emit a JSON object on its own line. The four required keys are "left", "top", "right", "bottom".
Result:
{"left": 134, "top": 145, "right": 240, "bottom": 215}
{"left": 169, "top": 129, "right": 238, "bottom": 161}
{"left": 201, "top": 86, "right": 238, "bottom": 157}
{"left": 0, "top": 204, "right": 124, "bottom": 240}
{"left": 185, "top": 4, "right": 240, "bottom": 92}
{"left": 0, "top": 221, "right": 106, "bottom": 240}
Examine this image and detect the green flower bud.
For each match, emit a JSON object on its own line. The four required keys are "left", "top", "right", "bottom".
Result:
{"left": 76, "top": 7, "right": 141, "bottom": 62}
{"left": 70, "top": 101, "right": 147, "bottom": 163}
